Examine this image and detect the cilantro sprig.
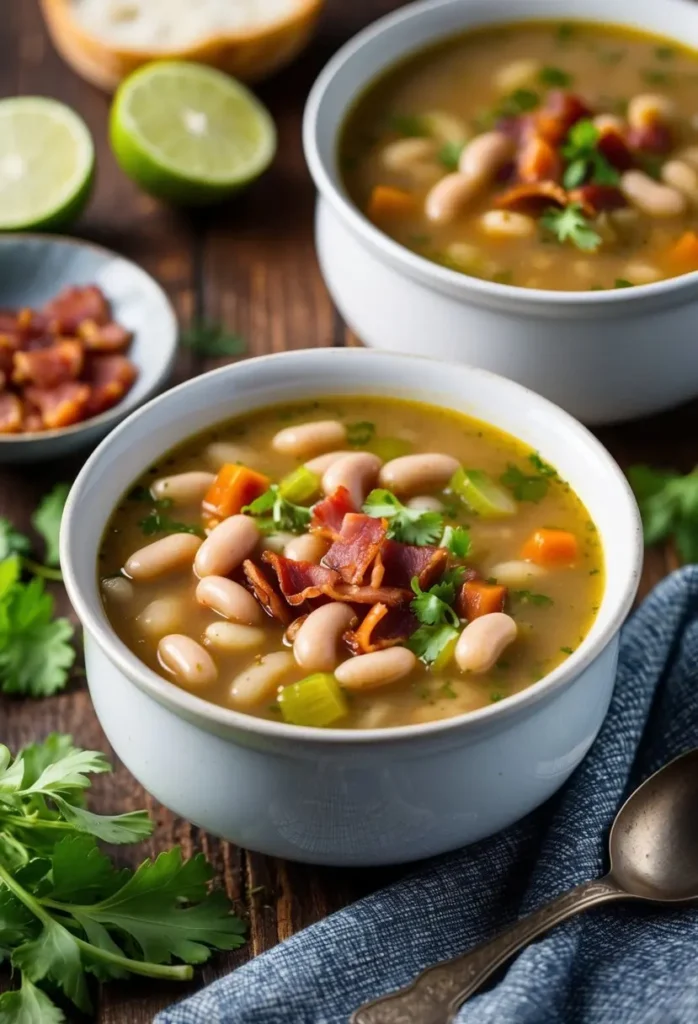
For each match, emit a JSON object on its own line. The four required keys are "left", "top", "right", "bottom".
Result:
{"left": 0, "top": 734, "right": 245, "bottom": 1020}
{"left": 627, "top": 464, "right": 698, "bottom": 563}
{"left": 561, "top": 118, "right": 620, "bottom": 189}
{"left": 129, "top": 486, "right": 205, "bottom": 538}
{"left": 540, "top": 203, "right": 602, "bottom": 252}
{"left": 407, "top": 568, "right": 465, "bottom": 665}
{"left": 243, "top": 485, "right": 311, "bottom": 534}
{"left": 363, "top": 489, "right": 443, "bottom": 546}
{"left": 0, "top": 483, "right": 70, "bottom": 583}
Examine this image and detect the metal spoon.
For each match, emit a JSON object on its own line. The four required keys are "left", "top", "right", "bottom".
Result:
{"left": 352, "top": 748, "right": 698, "bottom": 1024}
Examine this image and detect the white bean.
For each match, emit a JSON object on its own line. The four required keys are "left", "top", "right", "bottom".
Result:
{"left": 455, "top": 613, "right": 517, "bottom": 674}
{"left": 158, "top": 634, "right": 218, "bottom": 687}
{"left": 196, "top": 576, "right": 262, "bottom": 624}
{"left": 677, "top": 146, "right": 698, "bottom": 170}
{"left": 622, "top": 262, "right": 662, "bottom": 285}
{"left": 304, "top": 450, "right": 354, "bottom": 474}
{"left": 322, "top": 452, "right": 382, "bottom": 509}
{"left": 627, "top": 93, "right": 675, "bottom": 129}
{"left": 229, "top": 651, "right": 295, "bottom": 709}
{"left": 380, "top": 137, "right": 438, "bottom": 173}
{"left": 422, "top": 110, "right": 469, "bottom": 143}
{"left": 205, "top": 441, "right": 258, "bottom": 470}
{"left": 620, "top": 170, "right": 686, "bottom": 218}
{"left": 488, "top": 560, "right": 547, "bottom": 587}
{"left": 335, "top": 647, "right": 416, "bottom": 691}
{"left": 124, "top": 534, "right": 202, "bottom": 581}
{"left": 204, "top": 621, "right": 265, "bottom": 652}
{"left": 379, "top": 453, "right": 460, "bottom": 497}
{"left": 101, "top": 576, "right": 134, "bottom": 604}
{"left": 495, "top": 58, "right": 541, "bottom": 95}
{"left": 458, "top": 131, "right": 515, "bottom": 182}
{"left": 479, "top": 210, "right": 535, "bottom": 239}
{"left": 293, "top": 603, "right": 356, "bottom": 673}
{"left": 259, "top": 531, "right": 296, "bottom": 554}
{"left": 194, "top": 515, "right": 259, "bottom": 578}
{"left": 425, "top": 173, "right": 482, "bottom": 225}
{"left": 136, "top": 597, "right": 186, "bottom": 638}
{"left": 661, "top": 160, "right": 698, "bottom": 203}
{"left": 151, "top": 471, "right": 215, "bottom": 505}
{"left": 406, "top": 495, "right": 444, "bottom": 512}
{"left": 284, "top": 533, "right": 328, "bottom": 563}
{"left": 272, "top": 420, "right": 347, "bottom": 459}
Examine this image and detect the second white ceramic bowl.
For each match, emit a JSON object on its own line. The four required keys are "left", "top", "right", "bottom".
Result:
{"left": 304, "top": 0, "right": 698, "bottom": 425}
{"left": 61, "top": 350, "right": 642, "bottom": 866}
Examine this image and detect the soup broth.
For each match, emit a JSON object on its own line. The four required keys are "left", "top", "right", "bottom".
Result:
{"left": 341, "top": 21, "right": 698, "bottom": 291}
{"left": 101, "top": 398, "right": 604, "bottom": 730}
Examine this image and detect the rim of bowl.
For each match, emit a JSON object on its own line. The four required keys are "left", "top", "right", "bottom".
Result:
{"left": 302, "top": 0, "right": 698, "bottom": 310}
{"left": 61, "top": 348, "right": 643, "bottom": 746}
{"left": 44, "top": 0, "right": 324, "bottom": 56}
{"left": 0, "top": 232, "right": 178, "bottom": 447}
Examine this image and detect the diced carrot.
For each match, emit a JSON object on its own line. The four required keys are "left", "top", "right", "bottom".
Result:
{"left": 667, "top": 231, "right": 698, "bottom": 271}
{"left": 458, "top": 579, "right": 508, "bottom": 620}
{"left": 202, "top": 463, "right": 270, "bottom": 522}
{"left": 521, "top": 528, "right": 578, "bottom": 567}
{"left": 367, "top": 185, "right": 416, "bottom": 222}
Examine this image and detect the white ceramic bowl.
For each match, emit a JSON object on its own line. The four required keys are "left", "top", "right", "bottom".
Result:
{"left": 61, "top": 349, "right": 642, "bottom": 866}
{"left": 303, "top": 0, "right": 698, "bottom": 426}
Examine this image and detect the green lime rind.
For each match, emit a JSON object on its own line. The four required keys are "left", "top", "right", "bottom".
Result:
{"left": 109, "top": 61, "right": 277, "bottom": 207}
{"left": 0, "top": 97, "right": 94, "bottom": 231}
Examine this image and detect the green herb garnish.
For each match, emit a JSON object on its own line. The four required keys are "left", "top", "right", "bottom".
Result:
{"left": 138, "top": 511, "right": 205, "bottom": 538}
{"left": 438, "top": 140, "right": 465, "bottom": 170}
{"left": 561, "top": 119, "right": 620, "bottom": 189}
{"left": 614, "top": 278, "right": 633, "bottom": 289}
{"left": 388, "top": 113, "right": 426, "bottom": 137}
{"left": 528, "top": 453, "right": 558, "bottom": 478}
{"left": 407, "top": 624, "right": 460, "bottom": 666}
{"left": 540, "top": 203, "right": 603, "bottom": 252}
{"left": 512, "top": 590, "right": 554, "bottom": 607}
{"left": 556, "top": 23, "right": 575, "bottom": 42}
{"left": 181, "top": 322, "right": 246, "bottom": 358}
{"left": 410, "top": 571, "right": 463, "bottom": 628}
{"left": 441, "top": 524, "right": 472, "bottom": 558}
{"left": 627, "top": 464, "right": 698, "bottom": 563}
{"left": 31, "top": 483, "right": 70, "bottom": 569}
{"left": 539, "top": 66, "right": 572, "bottom": 87}
{"left": 0, "top": 734, "right": 245, "bottom": 1020}
{"left": 500, "top": 464, "right": 549, "bottom": 502}
{"left": 243, "top": 485, "right": 311, "bottom": 535}
{"left": 560, "top": 646, "right": 574, "bottom": 655}
{"left": 363, "top": 489, "right": 443, "bottom": 545}
{"left": 655, "top": 46, "right": 675, "bottom": 61}
{"left": 346, "top": 421, "right": 376, "bottom": 447}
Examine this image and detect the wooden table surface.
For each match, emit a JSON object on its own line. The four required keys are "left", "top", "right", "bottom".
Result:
{"left": 0, "top": 1, "right": 692, "bottom": 1019}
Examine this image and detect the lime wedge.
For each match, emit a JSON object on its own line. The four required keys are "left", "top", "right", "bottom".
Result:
{"left": 0, "top": 98, "right": 94, "bottom": 231}
{"left": 110, "top": 62, "right": 277, "bottom": 206}
{"left": 451, "top": 468, "right": 517, "bottom": 518}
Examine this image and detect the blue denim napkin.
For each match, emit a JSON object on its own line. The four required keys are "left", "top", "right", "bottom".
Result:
{"left": 158, "top": 566, "right": 698, "bottom": 1024}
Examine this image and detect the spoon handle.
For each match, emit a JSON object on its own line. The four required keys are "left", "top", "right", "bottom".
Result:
{"left": 351, "top": 876, "right": 625, "bottom": 1024}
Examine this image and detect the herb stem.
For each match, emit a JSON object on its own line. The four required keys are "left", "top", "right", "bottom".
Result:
{"left": 0, "top": 813, "right": 74, "bottom": 831}
{"left": 22, "top": 558, "right": 63, "bottom": 582}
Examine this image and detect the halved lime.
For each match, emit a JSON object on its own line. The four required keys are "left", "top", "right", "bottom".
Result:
{"left": 110, "top": 62, "right": 277, "bottom": 206}
{"left": 451, "top": 468, "right": 517, "bottom": 518}
{"left": 0, "top": 97, "right": 94, "bottom": 231}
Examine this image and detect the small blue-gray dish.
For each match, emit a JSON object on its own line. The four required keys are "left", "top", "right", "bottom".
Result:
{"left": 0, "top": 233, "right": 178, "bottom": 463}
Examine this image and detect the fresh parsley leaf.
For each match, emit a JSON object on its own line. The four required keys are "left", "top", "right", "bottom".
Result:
{"left": 540, "top": 203, "right": 602, "bottom": 252}
{"left": 560, "top": 646, "right": 574, "bottom": 655}
{"left": 614, "top": 278, "right": 633, "bottom": 288}
{"left": 528, "top": 453, "right": 558, "bottom": 478}
{"left": 0, "top": 576, "right": 75, "bottom": 696}
{"left": 561, "top": 119, "right": 619, "bottom": 188}
{"left": 407, "top": 623, "right": 460, "bottom": 665}
{"left": 655, "top": 46, "right": 675, "bottom": 60}
{"left": 539, "top": 66, "right": 572, "bottom": 86}
{"left": 0, "top": 521, "right": 31, "bottom": 562}
{"left": 500, "top": 464, "right": 549, "bottom": 502}
{"left": 362, "top": 489, "right": 443, "bottom": 545}
{"left": 0, "top": 975, "right": 64, "bottom": 1024}
{"left": 627, "top": 464, "right": 698, "bottom": 562}
{"left": 346, "top": 421, "right": 376, "bottom": 447}
{"left": 410, "top": 575, "right": 461, "bottom": 628}
{"left": 138, "top": 511, "right": 205, "bottom": 539}
{"left": 438, "top": 140, "right": 465, "bottom": 170}
{"left": 562, "top": 158, "right": 588, "bottom": 189}
{"left": 243, "top": 485, "right": 311, "bottom": 535}
{"left": 180, "top": 323, "right": 245, "bottom": 358}
{"left": 441, "top": 524, "right": 472, "bottom": 558}
{"left": 512, "top": 590, "right": 554, "bottom": 606}
{"left": 31, "top": 484, "right": 70, "bottom": 568}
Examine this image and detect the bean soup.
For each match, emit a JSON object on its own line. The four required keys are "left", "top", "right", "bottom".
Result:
{"left": 100, "top": 398, "right": 604, "bottom": 730}
{"left": 341, "top": 21, "right": 698, "bottom": 291}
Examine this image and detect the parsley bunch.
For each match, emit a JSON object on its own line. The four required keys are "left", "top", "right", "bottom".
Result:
{"left": 408, "top": 568, "right": 465, "bottom": 665}
{"left": 540, "top": 203, "right": 602, "bottom": 252}
{"left": 0, "top": 734, "right": 245, "bottom": 1021}
{"left": 561, "top": 118, "right": 620, "bottom": 189}
{"left": 128, "top": 487, "right": 205, "bottom": 538}
{"left": 627, "top": 464, "right": 698, "bottom": 562}
{"left": 0, "top": 485, "right": 75, "bottom": 697}
{"left": 363, "top": 490, "right": 443, "bottom": 546}
{"left": 243, "top": 485, "right": 311, "bottom": 534}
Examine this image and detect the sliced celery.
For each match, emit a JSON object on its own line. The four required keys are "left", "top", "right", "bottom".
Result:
{"left": 278, "top": 466, "right": 320, "bottom": 504}
{"left": 278, "top": 672, "right": 348, "bottom": 727}
{"left": 432, "top": 629, "right": 459, "bottom": 671}
{"left": 450, "top": 468, "right": 517, "bottom": 518}
{"left": 366, "top": 437, "right": 413, "bottom": 461}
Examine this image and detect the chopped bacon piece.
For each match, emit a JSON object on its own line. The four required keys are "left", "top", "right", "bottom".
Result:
{"left": 25, "top": 382, "right": 90, "bottom": 430}
{"left": 495, "top": 181, "right": 568, "bottom": 215}
{"left": 262, "top": 552, "right": 411, "bottom": 607}
{"left": 457, "top": 579, "right": 507, "bottom": 620}
{"left": 322, "top": 514, "right": 388, "bottom": 585}
{"left": 84, "top": 355, "right": 138, "bottom": 416}
{"left": 517, "top": 137, "right": 562, "bottom": 183}
{"left": 15, "top": 308, "right": 50, "bottom": 345}
{"left": 597, "top": 130, "right": 634, "bottom": 171}
{"left": 377, "top": 540, "right": 448, "bottom": 589}
{"left": 627, "top": 123, "right": 673, "bottom": 155}
{"left": 242, "top": 560, "right": 293, "bottom": 625}
{"left": 0, "top": 392, "right": 22, "bottom": 433}
{"left": 536, "top": 91, "right": 591, "bottom": 145}
{"left": 344, "top": 603, "right": 419, "bottom": 655}
{"left": 78, "top": 319, "right": 133, "bottom": 353}
{"left": 568, "top": 184, "right": 627, "bottom": 216}
{"left": 310, "top": 486, "right": 356, "bottom": 539}
{"left": 43, "top": 285, "right": 110, "bottom": 333}
{"left": 13, "top": 339, "right": 83, "bottom": 389}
